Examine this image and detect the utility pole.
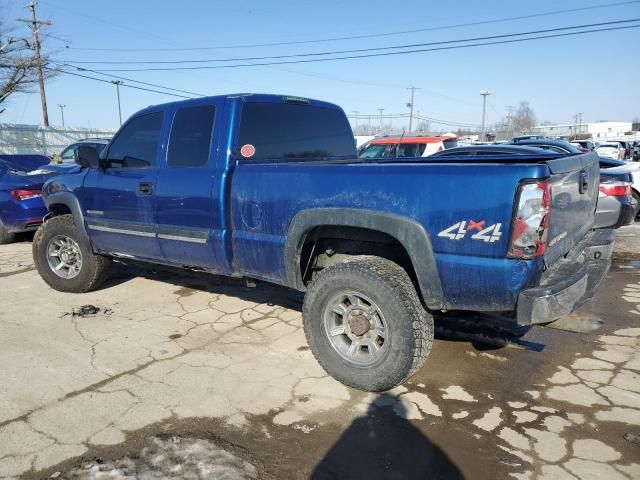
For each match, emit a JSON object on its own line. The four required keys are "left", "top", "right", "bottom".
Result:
{"left": 406, "top": 87, "right": 420, "bottom": 133}
{"left": 577, "top": 112, "right": 583, "bottom": 137}
{"left": 352, "top": 111, "right": 359, "bottom": 133}
{"left": 57, "top": 103, "right": 66, "bottom": 127}
{"left": 17, "top": 0, "right": 51, "bottom": 127}
{"left": 480, "top": 90, "right": 494, "bottom": 142}
{"left": 506, "top": 105, "right": 514, "bottom": 140}
{"left": 378, "top": 108, "right": 384, "bottom": 135}
{"left": 112, "top": 81, "right": 123, "bottom": 125}
{"left": 573, "top": 113, "right": 579, "bottom": 139}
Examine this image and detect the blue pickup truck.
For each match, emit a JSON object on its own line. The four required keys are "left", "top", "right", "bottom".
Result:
{"left": 33, "top": 94, "right": 612, "bottom": 391}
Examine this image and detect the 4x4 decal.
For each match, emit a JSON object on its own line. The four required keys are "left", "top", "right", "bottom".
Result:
{"left": 438, "top": 220, "right": 503, "bottom": 243}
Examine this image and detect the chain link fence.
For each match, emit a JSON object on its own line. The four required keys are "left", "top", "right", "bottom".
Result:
{"left": 0, "top": 123, "right": 116, "bottom": 156}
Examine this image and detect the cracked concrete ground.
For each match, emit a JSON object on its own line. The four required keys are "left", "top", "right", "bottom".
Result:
{"left": 1, "top": 225, "right": 640, "bottom": 479}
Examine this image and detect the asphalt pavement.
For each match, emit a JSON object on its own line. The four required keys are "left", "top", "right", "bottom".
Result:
{"left": 1, "top": 226, "right": 639, "bottom": 480}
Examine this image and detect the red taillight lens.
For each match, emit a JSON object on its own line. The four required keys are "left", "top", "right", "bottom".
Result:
{"left": 599, "top": 181, "right": 631, "bottom": 197}
{"left": 10, "top": 189, "right": 42, "bottom": 201}
{"left": 508, "top": 180, "right": 551, "bottom": 259}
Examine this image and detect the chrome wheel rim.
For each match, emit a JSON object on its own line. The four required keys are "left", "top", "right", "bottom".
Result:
{"left": 323, "top": 291, "right": 388, "bottom": 367}
{"left": 46, "top": 235, "right": 83, "bottom": 279}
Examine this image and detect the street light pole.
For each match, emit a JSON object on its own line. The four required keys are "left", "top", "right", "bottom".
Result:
{"left": 378, "top": 108, "right": 384, "bottom": 135}
{"left": 480, "top": 90, "right": 494, "bottom": 142}
{"left": 112, "top": 81, "right": 123, "bottom": 126}
{"left": 57, "top": 103, "right": 66, "bottom": 127}
{"left": 407, "top": 87, "right": 420, "bottom": 133}
{"left": 352, "top": 110, "right": 359, "bottom": 133}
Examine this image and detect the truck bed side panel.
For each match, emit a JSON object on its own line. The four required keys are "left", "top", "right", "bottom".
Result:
{"left": 230, "top": 161, "right": 548, "bottom": 311}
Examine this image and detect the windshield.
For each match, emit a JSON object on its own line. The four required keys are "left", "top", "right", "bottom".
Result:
{"left": 443, "top": 139, "right": 458, "bottom": 149}
{"left": 358, "top": 142, "right": 426, "bottom": 158}
{"left": 359, "top": 144, "right": 390, "bottom": 158}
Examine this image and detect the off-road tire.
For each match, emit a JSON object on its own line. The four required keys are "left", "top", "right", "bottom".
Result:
{"left": 33, "top": 214, "right": 111, "bottom": 292}
{"left": 0, "top": 221, "right": 15, "bottom": 245}
{"left": 302, "top": 255, "right": 433, "bottom": 392}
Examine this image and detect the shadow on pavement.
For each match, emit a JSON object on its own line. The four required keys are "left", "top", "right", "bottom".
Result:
{"left": 310, "top": 393, "right": 464, "bottom": 480}
{"left": 99, "top": 262, "right": 534, "bottom": 351}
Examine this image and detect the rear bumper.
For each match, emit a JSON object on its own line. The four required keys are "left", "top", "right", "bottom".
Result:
{"left": 516, "top": 229, "right": 613, "bottom": 325}
{"left": 0, "top": 197, "right": 46, "bottom": 233}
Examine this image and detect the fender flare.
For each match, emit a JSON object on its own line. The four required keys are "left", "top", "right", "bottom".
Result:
{"left": 284, "top": 208, "right": 444, "bottom": 310}
{"left": 44, "top": 192, "right": 91, "bottom": 242}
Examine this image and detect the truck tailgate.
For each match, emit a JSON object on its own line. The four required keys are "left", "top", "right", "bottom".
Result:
{"left": 545, "top": 152, "right": 599, "bottom": 266}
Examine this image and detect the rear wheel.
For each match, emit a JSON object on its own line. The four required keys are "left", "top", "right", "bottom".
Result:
{"left": 302, "top": 256, "right": 433, "bottom": 392}
{"left": 33, "top": 214, "right": 111, "bottom": 292}
{"left": 633, "top": 191, "right": 640, "bottom": 220}
{"left": 0, "top": 221, "right": 15, "bottom": 245}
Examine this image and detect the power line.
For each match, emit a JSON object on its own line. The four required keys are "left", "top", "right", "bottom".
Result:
{"left": 59, "top": 1, "right": 640, "bottom": 51}
{"left": 50, "top": 62, "right": 207, "bottom": 97}
{"left": 59, "top": 18, "right": 640, "bottom": 65}
{"left": 63, "top": 22, "right": 640, "bottom": 72}
{"left": 347, "top": 113, "right": 480, "bottom": 128}
{"left": 45, "top": 67, "right": 194, "bottom": 99}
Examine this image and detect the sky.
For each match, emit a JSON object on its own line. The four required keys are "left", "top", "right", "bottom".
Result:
{"left": 1, "top": 0, "right": 639, "bottom": 131}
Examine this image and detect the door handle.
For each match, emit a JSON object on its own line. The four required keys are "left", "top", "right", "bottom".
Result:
{"left": 138, "top": 182, "right": 153, "bottom": 196}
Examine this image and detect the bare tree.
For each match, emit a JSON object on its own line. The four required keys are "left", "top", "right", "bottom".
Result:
{"left": 511, "top": 101, "right": 537, "bottom": 135}
{"left": 0, "top": 20, "right": 54, "bottom": 114}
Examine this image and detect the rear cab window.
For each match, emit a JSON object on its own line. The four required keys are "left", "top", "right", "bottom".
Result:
{"left": 237, "top": 101, "right": 356, "bottom": 161}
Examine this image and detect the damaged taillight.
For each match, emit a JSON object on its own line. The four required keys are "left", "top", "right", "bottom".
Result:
{"left": 508, "top": 180, "right": 551, "bottom": 259}
{"left": 10, "top": 188, "right": 42, "bottom": 201}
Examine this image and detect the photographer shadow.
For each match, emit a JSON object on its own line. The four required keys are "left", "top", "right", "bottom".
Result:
{"left": 310, "top": 393, "right": 464, "bottom": 480}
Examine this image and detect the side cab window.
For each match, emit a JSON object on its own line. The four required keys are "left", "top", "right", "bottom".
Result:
{"left": 105, "top": 112, "right": 164, "bottom": 168}
{"left": 167, "top": 104, "right": 216, "bottom": 167}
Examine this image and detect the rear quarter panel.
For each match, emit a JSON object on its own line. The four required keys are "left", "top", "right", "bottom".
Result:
{"left": 231, "top": 161, "right": 549, "bottom": 310}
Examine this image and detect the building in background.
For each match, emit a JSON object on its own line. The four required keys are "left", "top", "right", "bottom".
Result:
{"left": 532, "top": 121, "right": 637, "bottom": 142}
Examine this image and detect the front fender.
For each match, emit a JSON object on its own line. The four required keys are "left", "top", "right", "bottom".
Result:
{"left": 43, "top": 191, "right": 91, "bottom": 243}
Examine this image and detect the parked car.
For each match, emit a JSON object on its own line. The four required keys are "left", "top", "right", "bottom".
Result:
{"left": 431, "top": 145, "right": 635, "bottom": 229}
{"left": 512, "top": 135, "right": 546, "bottom": 142}
{"left": 596, "top": 142, "right": 623, "bottom": 160}
{"left": 507, "top": 139, "right": 583, "bottom": 155}
{"left": 618, "top": 141, "right": 632, "bottom": 160}
{"left": 34, "top": 93, "right": 611, "bottom": 392}
{"left": 570, "top": 140, "right": 596, "bottom": 152}
{"left": 0, "top": 155, "right": 70, "bottom": 244}
{"left": 600, "top": 157, "right": 640, "bottom": 218}
{"left": 358, "top": 135, "right": 458, "bottom": 158}
{"left": 53, "top": 138, "right": 110, "bottom": 165}
{"left": 632, "top": 141, "right": 639, "bottom": 161}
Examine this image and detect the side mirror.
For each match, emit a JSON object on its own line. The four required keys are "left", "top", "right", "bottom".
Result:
{"left": 75, "top": 146, "right": 100, "bottom": 169}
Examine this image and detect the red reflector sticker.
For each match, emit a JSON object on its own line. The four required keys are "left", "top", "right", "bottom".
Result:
{"left": 240, "top": 144, "right": 255, "bottom": 158}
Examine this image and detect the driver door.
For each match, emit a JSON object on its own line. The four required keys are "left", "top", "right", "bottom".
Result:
{"left": 80, "top": 111, "right": 164, "bottom": 260}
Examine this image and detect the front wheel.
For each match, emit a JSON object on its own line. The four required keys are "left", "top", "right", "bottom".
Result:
{"left": 33, "top": 214, "right": 112, "bottom": 292}
{"left": 302, "top": 256, "right": 433, "bottom": 392}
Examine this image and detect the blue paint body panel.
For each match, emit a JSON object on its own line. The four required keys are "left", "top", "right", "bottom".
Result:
{"left": 41, "top": 93, "right": 599, "bottom": 314}
{"left": 0, "top": 155, "right": 72, "bottom": 233}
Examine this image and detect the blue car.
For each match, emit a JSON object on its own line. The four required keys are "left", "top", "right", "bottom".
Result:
{"left": 0, "top": 155, "right": 73, "bottom": 244}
